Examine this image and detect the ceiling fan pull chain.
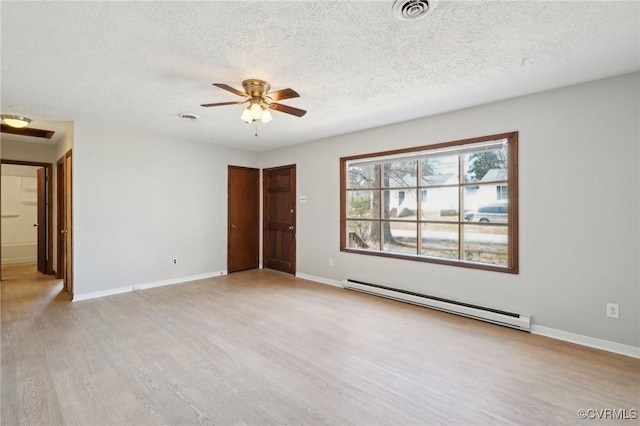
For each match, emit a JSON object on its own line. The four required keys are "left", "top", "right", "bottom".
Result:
{"left": 255, "top": 122, "right": 258, "bottom": 137}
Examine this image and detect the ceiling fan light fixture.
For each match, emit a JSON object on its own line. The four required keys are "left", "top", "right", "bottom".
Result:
{"left": 261, "top": 108, "right": 273, "bottom": 124}
{"left": 240, "top": 108, "right": 253, "bottom": 123}
{"left": 1, "top": 114, "right": 32, "bottom": 128}
{"left": 249, "top": 102, "right": 263, "bottom": 120}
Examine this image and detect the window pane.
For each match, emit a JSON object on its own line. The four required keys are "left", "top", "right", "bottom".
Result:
{"left": 421, "top": 223, "right": 459, "bottom": 259}
{"left": 347, "top": 163, "right": 380, "bottom": 189}
{"left": 496, "top": 185, "right": 508, "bottom": 200}
{"left": 464, "top": 190, "right": 508, "bottom": 224}
{"left": 383, "top": 221, "right": 417, "bottom": 254}
{"left": 421, "top": 155, "right": 459, "bottom": 186}
{"left": 346, "top": 190, "right": 379, "bottom": 219}
{"left": 421, "top": 187, "right": 459, "bottom": 222}
{"left": 463, "top": 224, "right": 508, "bottom": 267}
{"left": 463, "top": 145, "right": 508, "bottom": 184}
{"left": 383, "top": 160, "right": 417, "bottom": 187}
{"left": 346, "top": 220, "right": 375, "bottom": 249}
{"left": 367, "top": 221, "right": 381, "bottom": 250}
{"left": 383, "top": 189, "right": 416, "bottom": 220}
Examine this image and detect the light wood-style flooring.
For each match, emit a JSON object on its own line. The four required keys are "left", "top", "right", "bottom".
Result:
{"left": 2, "top": 264, "right": 638, "bottom": 425}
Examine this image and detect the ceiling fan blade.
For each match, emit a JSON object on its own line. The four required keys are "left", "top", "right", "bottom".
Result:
{"left": 212, "top": 83, "right": 246, "bottom": 97}
{"left": 270, "top": 103, "right": 307, "bottom": 117}
{"left": 200, "top": 101, "right": 245, "bottom": 107}
{"left": 268, "top": 88, "right": 300, "bottom": 101}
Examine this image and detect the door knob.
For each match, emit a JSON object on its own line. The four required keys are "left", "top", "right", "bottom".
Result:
{"left": 289, "top": 226, "right": 294, "bottom": 230}
{"left": 33, "top": 224, "right": 38, "bottom": 227}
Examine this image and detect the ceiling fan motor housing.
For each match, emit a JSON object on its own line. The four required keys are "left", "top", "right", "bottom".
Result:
{"left": 242, "top": 79, "right": 271, "bottom": 98}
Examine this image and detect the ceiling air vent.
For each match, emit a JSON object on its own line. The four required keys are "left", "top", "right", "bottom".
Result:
{"left": 392, "top": 0, "right": 438, "bottom": 21}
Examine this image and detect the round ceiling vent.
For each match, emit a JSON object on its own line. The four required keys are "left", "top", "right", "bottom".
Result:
{"left": 177, "top": 113, "right": 199, "bottom": 121}
{"left": 392, "top": 0, "right": 438, "bottom": 21}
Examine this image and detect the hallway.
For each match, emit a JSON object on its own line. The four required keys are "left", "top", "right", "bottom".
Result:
{"left": 1, "top": 263, "right": 68, "bottom": 317}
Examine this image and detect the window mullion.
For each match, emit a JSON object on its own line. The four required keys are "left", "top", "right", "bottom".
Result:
{"left": 379, "top": 163, "right": 384, "bottom": 251}
{"left": 458, "top": 154, "right": 464, "bottom": 261}
{"left": 417, "top": 159, "right": 422, "bottom": 255}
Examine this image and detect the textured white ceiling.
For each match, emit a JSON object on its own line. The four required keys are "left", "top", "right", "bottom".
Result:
{"left": 1, "top": 1, "right": 638, "bottom": 151}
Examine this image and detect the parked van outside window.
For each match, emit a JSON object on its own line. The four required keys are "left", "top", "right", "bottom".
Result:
{"left": 466, "top": 201, "right": 508, "bottom": 223}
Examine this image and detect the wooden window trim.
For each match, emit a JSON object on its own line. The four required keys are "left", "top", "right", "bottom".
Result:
{"left": 340, "top": 131, "right": 519, "bottom": 274}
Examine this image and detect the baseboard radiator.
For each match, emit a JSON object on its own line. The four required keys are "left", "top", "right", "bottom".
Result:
{"left": 342, "top": 279, "right": 531, "bottom": 332}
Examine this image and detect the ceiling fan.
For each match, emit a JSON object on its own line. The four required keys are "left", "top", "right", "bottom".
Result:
{"left": 201, "top": 79, "right": 307, "bottom": 124}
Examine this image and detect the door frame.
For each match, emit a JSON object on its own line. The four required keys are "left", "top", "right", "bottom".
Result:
{"left": 56, "top": 150, "right": 73, "bottom": 295}
{"left": 0, "top": 159, "right": 53, "bottom": 275}
{"left": 262, "top": 164, "right": 297, "bottom": 274}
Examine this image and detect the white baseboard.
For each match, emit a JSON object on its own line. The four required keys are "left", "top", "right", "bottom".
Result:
{"left": 1, "top": 256, "right": 37, "bottom": 265}
{"left": 2, "top": 242, "right": 37, "bottom": 264}
{"left": 72, "top": 284, "right": 133, "bottom": 301}
{"left": 530, "top": 325, "right": 639, "bottom": 359}
{"left": 295, "top": 272, "right": 344, "bottom": 288}
{"left": 73, "top": 270, "right": 227, "bottom": 302}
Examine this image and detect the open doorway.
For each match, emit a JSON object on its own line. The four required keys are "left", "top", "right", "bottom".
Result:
{"left": 1, "top": 160, "right": 53, "bottom": 278}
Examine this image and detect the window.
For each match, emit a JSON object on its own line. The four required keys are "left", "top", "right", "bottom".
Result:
{"left": 398, "top": 191, "right": 406, "bottom": 206}
{"left": 341, "top": 132, "right": 518, "bottom": 273}
{"left": 497, "top": 185, "right": 508, "bottom": 200}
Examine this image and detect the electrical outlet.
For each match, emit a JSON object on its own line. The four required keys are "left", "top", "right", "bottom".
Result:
{"left": 172, "top": 258, "right": 177, "bottom": 265}
{"left": 328, "top": 258, "right": 334, "bottom": 267}
{"left": 606, "top": 303, "right": 619, "bottom": 319}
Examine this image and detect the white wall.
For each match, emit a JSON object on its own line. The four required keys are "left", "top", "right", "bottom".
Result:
{"left": 1, "top": 138, "right": 58, "bottom": 163}
{"left": 55, "top": 123, "right": 74, "bottom": 160}
{"left": 261, "top": 72, "right": 640, "bottom": 349}
{"left": 1, "top": 164, "right": 38, "bottom": 264}
{"left": 73, "top": 121, "right": 259, "bottom": 296}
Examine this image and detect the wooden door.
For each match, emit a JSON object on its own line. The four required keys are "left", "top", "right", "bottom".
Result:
{"left": 64, "top": 153, "right": 73, "bottom": 296}
{"left": 36, "top": 167, "right": 47, "bottom": 274}
{"left": 56, "top": 159, "right": 64, "bottom": 279}
{"left": 56, "top": 151, "right": 73, "bottom": 295}
{"left": 228, "top": 166, "right": 260, "bottom": 273}
{"left": 263, "top": 165, "right": 296, "bottom": 274}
